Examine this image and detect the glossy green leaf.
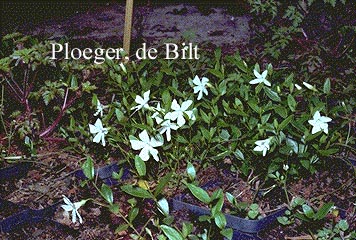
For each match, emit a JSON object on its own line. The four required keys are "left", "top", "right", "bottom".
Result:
{"left": 186, "top": 162, "right": 196, "bottom": 181}
{"left": 214, "top": 212, "right": 226, "bottom": 229}
{"left": 101, "top": 184, "right": 113, "bottom": 204}
{"left": 121, "top": 185, "right": 153, "bottom": 199}
{"left": 264, "top": 87, "right": 281, "bottom": 102}
{"left": 82, "top": 156, "right": 94, "bottom": 180}
{"left": 161, "top": 225, "right": 183, "bottom": 240}
{"left": 134, "top": 155, "right": 146, "bottom": 176}
{"left": 287, "top": 94, "right": 296, "bottom": 112}
{"left": 315, "top": 202, "right": 334, "bottom": 220}
{"left": 323, "top": 78, "right": 331, "bottom": 94}
{"left": 186, "top": 183, "right": 211, "bottom": 204}
{"left": 154, "top": 172, "right": 172, "bottom": 197}
{"left": 302, "top": 204, "right": 314, "bottom": 219}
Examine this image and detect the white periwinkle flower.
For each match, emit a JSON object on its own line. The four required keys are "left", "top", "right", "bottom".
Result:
{"left": 249, "top": 69, "right": 271, "bottom": 86}
{"left": 151, "top": 102, "right": 164, "bottom": 122}
{"left": 130, "top": 130, "right": 163, "bottom": 161}
{"left": 156, "top": 116, "right": 179, "bottom": 142}
{"left": 131, "top": 90, "right": 150, "bottom": 111}
{"left": 308, "top": 111, "right": 332, "bottom": 134}
{"left": 61, "top": 195, "right": 88, "bottom": 224}
{"left": 192, "top": 75, "right": 209, "bottom": 100}
{"left": 89, "top": 118, "right": 108, "bottom": 146}
{"left": 165, "top": 99, "right": 194, "bottom": 127}
{"left": 253, "top": 138, "right": 271, "bottom": 156}
{"left": 94, "top": 99, "right": 105, "bottom": 117}
{"left": 283, "top": 164, "right": 289, "bottom": 171}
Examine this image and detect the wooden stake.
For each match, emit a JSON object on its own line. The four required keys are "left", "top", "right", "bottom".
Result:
{"left": 123, "top": 0, "right": 134, "bottom": 55}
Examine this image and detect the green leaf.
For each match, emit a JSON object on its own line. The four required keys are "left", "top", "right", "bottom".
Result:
{"left": 134, "top": 155, "right": 146, "bottom": 176}
{"left": 154, "top": 172, "right": 172, "bottom": 197}
{"left": 233, "top": 149, "right": 244, "bottom": 160}
{"left": 182, "top": 222, "right": 193, "bottom": 237}
{"left": 82, "top": 156, "right": 94, "bottom": 180}
{"left": 278, "top": 115, "right": 293, "bottom": 131}
{"left": 220, "top": 129, "right": 230, "bottom": 140}
{"left": 287, "top": 94, "right": 297, "bottom": 112}
{"left": 160, "top": 225, "right": 183, "bottom": 240}
{"left": 277, "top": 216, "right": 291, "bottom": 225}
{"left": 214, "top": 212, "right": 227, "bottom": 229}
{"left": 186, "top": 183, "right": 211, "bottom": 204}
{"left": 186, "top": 162, "right": 196, "bottom": 181}
{"left": 211, "top": 196, "right": 224, "bottom": 217}
{"left": 264, "top": 87, "right": 281, "bottom": 102}
{"left": 302, "top": 204, "right": 314, "bottom": 219}
{"left": 218, "top": 80, "right": 227, "bottom": 95}
{"left": 226, "top": 192, "right": 235, "bottom": 204}
{"left": 323, "top": 78, "right": 331, "bottom": 94}
{"left": 162, "top": 89, "right": 172, "bottom": 106}
{"left": 109, "top": 203, "right": 120, "bottom": 214}
{"left": 101, "top": 184, "right": 113, "bottom": 204}
{"left": 128, "top": 207, "right": 139, "bottom": 223}
{"left": 157, "top": 198, "right": 170, "bottom": 216}
{"left": 315, "top": 202, "right": 334, "bottom": 220}
{"left": 115, "top": 108, "right": 125, "bottom": 122}
{"left": 286, "top": 138, "right": 298, "bottom": 154}
{"left": 275, "top": 106, "right": 288, "bottom": 118}
{"left": 292, "top": 198, "right": 304, "bottom": 207}
{"left": 220, "top": 228, "right": 233, "bottom": 240}
{"left": 115, "top": 224, "right": 129, "bottom": 234}
{"left": 200, "top": 109, "right": 210, "bottom": 124}
{"left": 338, "top": 219, "right": 349, "bottom": 231}
{"left": 121, "top": 185, "right": 153, "bottom": 199}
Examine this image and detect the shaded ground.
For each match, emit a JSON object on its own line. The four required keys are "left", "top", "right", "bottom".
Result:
{"left": 10, "top": 3, "right": 251, "bottom": 53}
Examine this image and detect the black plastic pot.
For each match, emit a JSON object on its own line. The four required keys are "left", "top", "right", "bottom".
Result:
{"left": 172, "top": 195, "right": 287, "bottom": 235}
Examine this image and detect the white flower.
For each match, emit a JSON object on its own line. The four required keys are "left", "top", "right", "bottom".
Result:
{"left": 283, "top": 164, "right": 289, "bottom": 171}
{"left": 131, "top": 90, "right": 150, "bottom": 111}
{"left": 308, "top": 111, "right": 332, "bottom": 134}
{"left": 151, "top": 102, "right": 164, "bottom": 122}
{"left": 61, "top": 195, "right": 87, "bottom": 224}
{"left": 94, "top": 100, "right": 105, "bottom": 117}
{"left": 156, "top": 116, "right": 179, "bottom": 141}
{"left": 165, "top": 99, "right": 194, "bottom": 127}
{"left": 249, "top": 69, "right": 271, "bottom": 86}
{"left": 253, "top": 138, "right": 271, "bottom": 156}
{"left": 294, "top": 84, "right": 302, "bottom": 90}
{"left": 130, "top": 130, "right": 163, "bottom": 161}
{"left": 89, "top": 118, "right": 108, "bottom": 146}
{"left": 303, "top": 82, "right": 317, "bottom": 91}
{"left": 192, "top": 75, "right": 209, "bottom": 100}
{"left": 119, "top": 62, "right": 127, "bottom": 74}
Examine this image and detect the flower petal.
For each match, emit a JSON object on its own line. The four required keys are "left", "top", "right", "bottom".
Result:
{"left": 249, "top": 79, "right": 262, "bottom": 85}
{"left": 171, "top": 99, "right": 180, "bottom": 111}
{"left": 261, "top": 70, "right": 268, "bottom": 78}
{"left": 181, "top": 100, "right": 193, "bottom": 110}
{"left": 139, "top": 147, "right": 150, "bottom": 161}
{"left": 61, "top": 204, "right": 73, "bottom": 212}
{"left": 192, "top": 75, "right": 200, "bottom": 85}
{"left": 93, "top": 132, "right": 102, "bottom": 143}
{"left": 138, "top": 130, "right": 150, "bottom": 143}
{"left": 89, "top": 124, "right": 99, "bottom": 134}
{"left": 130, "top": 139, "right": 146, "bottom": 150}
{"left": 149, "top": 147, "right": 159, "bottom": 161}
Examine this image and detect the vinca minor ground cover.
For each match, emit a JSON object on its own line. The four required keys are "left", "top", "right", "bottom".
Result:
{"left": 0, "top": 1, "right": 355, "bottom": 239}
